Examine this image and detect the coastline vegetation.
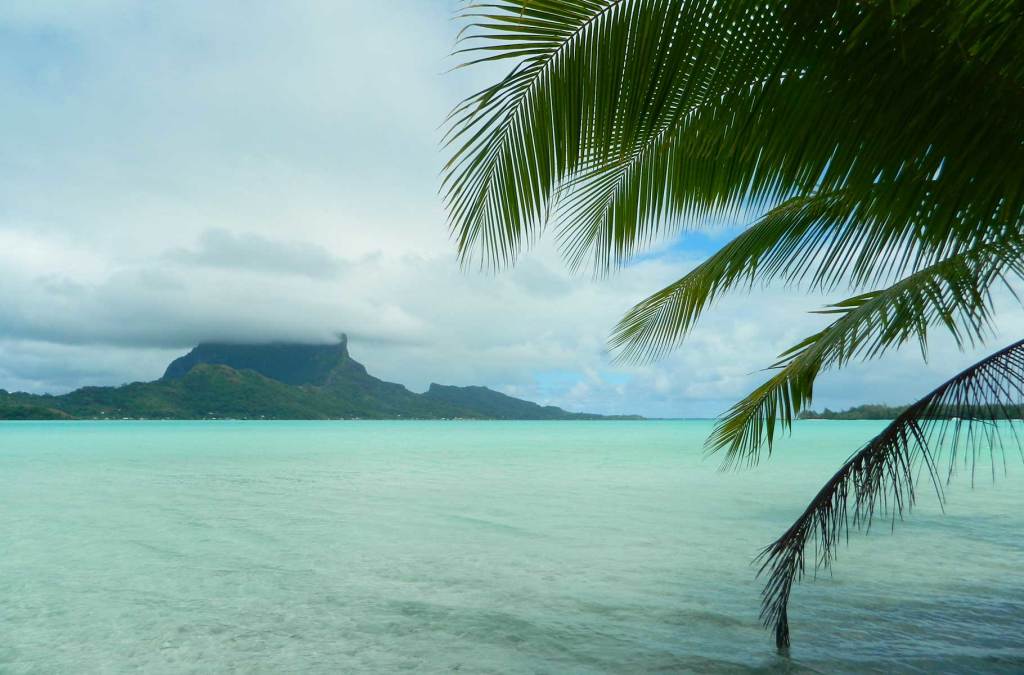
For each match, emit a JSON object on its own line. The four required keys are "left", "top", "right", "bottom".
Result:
{"left": 801, "top": 403, "right": 1024, "bottom": 421}
{"left": 798, "top": 405, "right": 907, "bottom": 420}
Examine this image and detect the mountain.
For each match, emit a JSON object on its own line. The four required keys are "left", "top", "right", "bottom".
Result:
{"left": 0, "top": 337, "right": 641, "bottom": 420}
{"left": 163, "top": 341, "right": 347, "bottom": 385}
{"left": 423, "top": 383, "right": 604, "bottom": 420}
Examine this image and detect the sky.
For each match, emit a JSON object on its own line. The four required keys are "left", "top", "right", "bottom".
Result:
{"left": 0, "top": 1, "right": 1020, "bottom": 418}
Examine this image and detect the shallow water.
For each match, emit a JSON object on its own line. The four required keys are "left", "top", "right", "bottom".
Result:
{"left": 1, "top": 420, "right": 1022, "bottom": 673}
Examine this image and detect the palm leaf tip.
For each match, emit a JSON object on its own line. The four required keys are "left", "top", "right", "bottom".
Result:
{"left": 758, "top": 338, "right": 1024, "bottom": 649}
{"left": 706, "top": 235, "right": 1024, "bottom": 469}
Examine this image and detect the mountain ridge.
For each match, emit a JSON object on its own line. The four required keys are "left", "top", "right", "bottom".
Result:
{"left": 0, "top": 338, "right": 641, "bottom": 421}
{"left": 163, "top": 339, "right": 353, "bottom": 385}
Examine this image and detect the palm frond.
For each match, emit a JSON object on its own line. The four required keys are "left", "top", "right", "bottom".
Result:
{"left": 707, "top": 237, "right": 1024, "bottom": 467}
{"left": 447, "top": 0, "right": 1024, "bottom": 273}
{"left": 608, "top": 189, "right": 1021, "bottom": 363}
{"left": 757, "top": 338, "right": 1024, "bottom": 649}
{"left": 444, "top": 0, "right": 792, "bottom": 269}
{"left": 446, "top": 0, "right": 1024, "bottom": 653}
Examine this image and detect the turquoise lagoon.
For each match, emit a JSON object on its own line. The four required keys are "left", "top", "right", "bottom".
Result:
{"left": 1, "top": 420, "right": 1022, "bottom": 673}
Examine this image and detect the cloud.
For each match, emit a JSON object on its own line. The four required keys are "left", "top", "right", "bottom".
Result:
{"left": 0, "top": 339, "right": 180, "bottom": 394}
{"left": 166, "top": 228, "right": 345, "bottom": 279}
{"left": 0, "top": 223, "right": 1019, "bottom": 417}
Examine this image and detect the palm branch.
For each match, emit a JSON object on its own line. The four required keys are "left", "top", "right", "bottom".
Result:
{"left": 446, "top": 1, "right": 1024, "bottom": 272}
{"left": 609, "top": 193, "right": 1021, "bottom": 364}
{"left": 707, "top": 236, "right": 1024, "bottom": 468}
{"left": 758, "top": 338, "right": 1024, "bottom": 649}
{"left": 446, "top": 0, "right": 1024, "bottom": 648}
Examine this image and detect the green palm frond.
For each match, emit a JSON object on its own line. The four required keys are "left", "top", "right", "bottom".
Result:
{"left": 447, "top": 0, "right": 1024, "bottom": 272}
{"left": 706, "top": 237, "right": 1024, "bottom": 468}
{"left": 447, "top": 0, "right": 1024, "bottom": 649}
{"left": 758, "top": 338, "right": 1024, "bottom": 649}
{"left": 609, "top": 188, "right": 1020, "bottom": 363}
{"left": 444, "top": 0, "right": 789, "bottom": 269}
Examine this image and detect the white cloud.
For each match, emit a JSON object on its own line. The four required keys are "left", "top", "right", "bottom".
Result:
{"left": 165, "top": 228, "right": 346, "bottom": 278}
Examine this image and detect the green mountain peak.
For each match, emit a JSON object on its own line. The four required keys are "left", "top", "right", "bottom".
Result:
{"left": 163, "top": 335, "right": 351, "bottom": 385}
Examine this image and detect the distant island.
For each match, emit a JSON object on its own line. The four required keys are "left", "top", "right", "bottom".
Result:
{"left": 0, "top": 336, "right": 642, "bottom": 421}
{"left": 800, "top": 403, "right": 1024, "bottom": 420}
{"left": 799, "top": 404, "right": 908, "bottom": 420}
